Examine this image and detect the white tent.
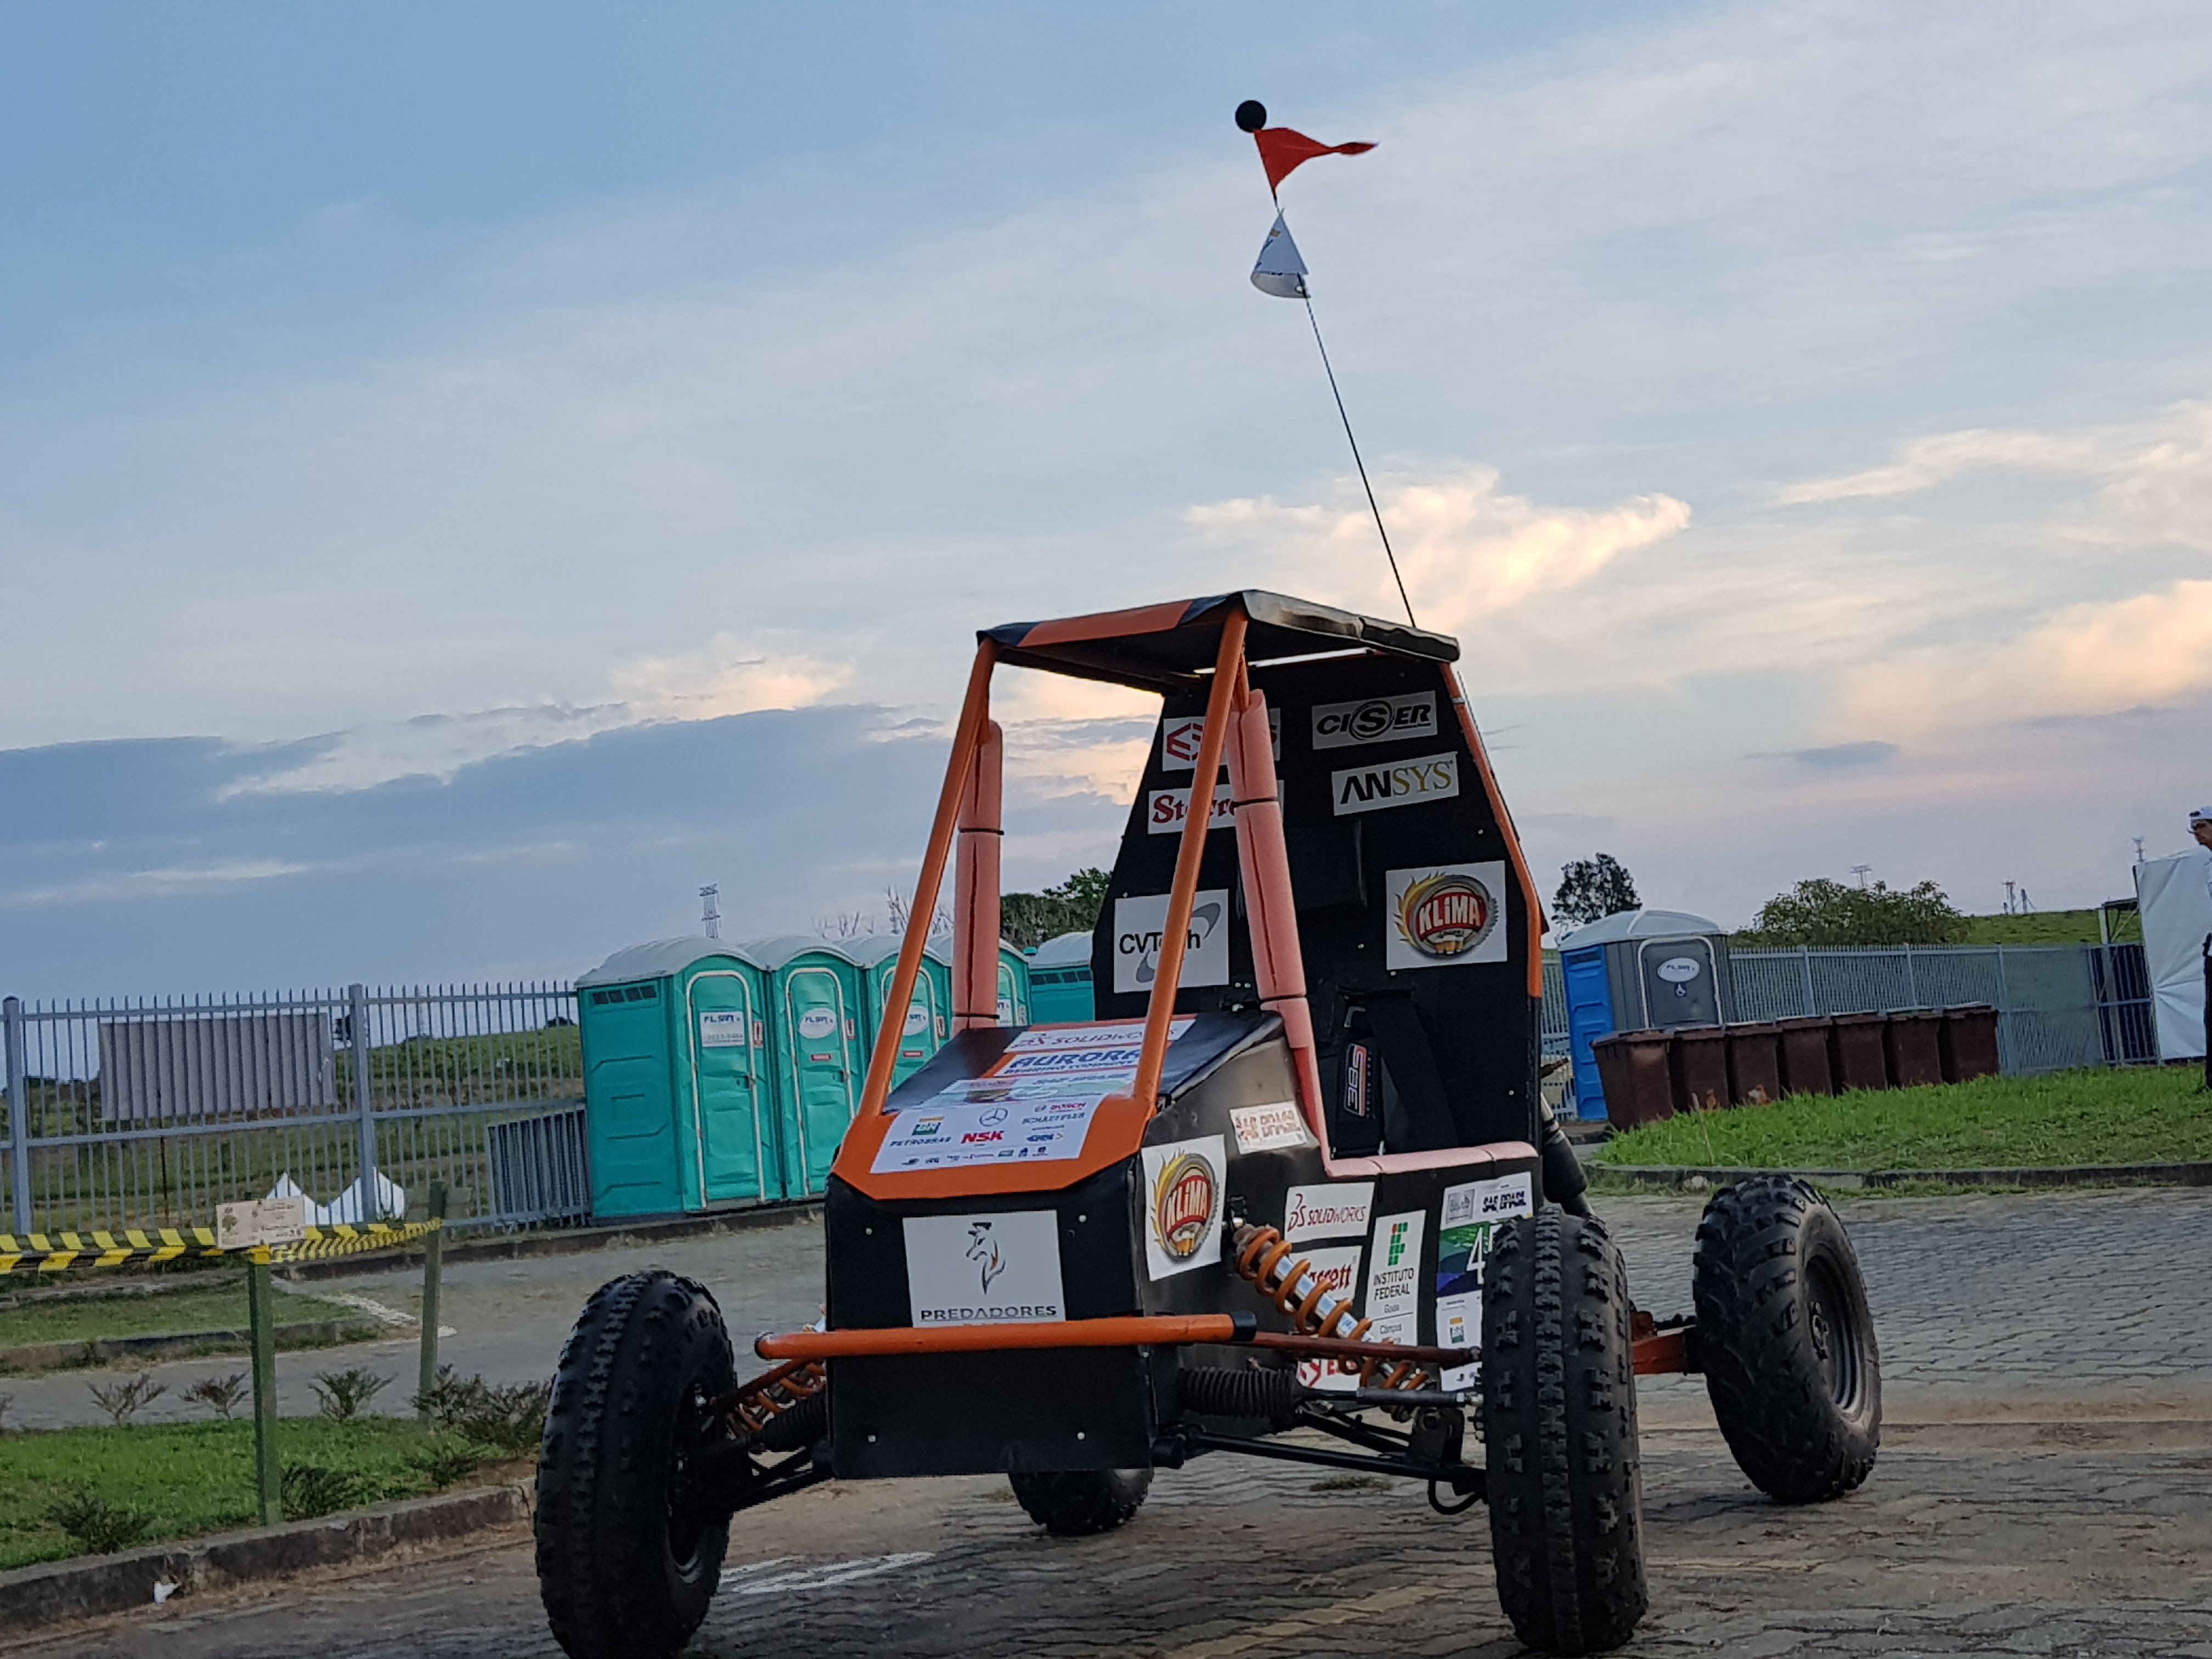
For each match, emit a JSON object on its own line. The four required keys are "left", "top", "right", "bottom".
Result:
{"left": 2135, "top": 852, "right": 2212, "bottom": 1060}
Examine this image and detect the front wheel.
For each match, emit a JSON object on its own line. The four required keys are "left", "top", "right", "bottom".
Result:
{"left": 1007, "top": 1468, "right": 1153, "bottom": 1536}
{"left": 535, "top": 1270, "right": 737, "bottom": 1659}
{"left": 1482, "top": 1206, "right": 1648, "bottom": 1656}
{"left": 1694, "top": 1176, "right": 1880, "bottom": 1503}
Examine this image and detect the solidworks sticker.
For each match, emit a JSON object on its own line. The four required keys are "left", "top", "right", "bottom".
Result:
{"left": 1283, "top": 1182, "right": 1374, "bottom": 1243}
{"left": 902, "top": 1211, "right": 1066, "bottom": 1326}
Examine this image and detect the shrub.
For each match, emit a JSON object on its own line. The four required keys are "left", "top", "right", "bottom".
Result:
{"left": 406, "top": 1439, "right": 489, "bottom": 1491}
{"left": 310, "top": 1366, "right": 392, "bottom": 1422}
{"left": 281, "top": 1463, "right": 371, "bottom": 1520}
{"left": 183, "top": 1373, "right": 249, "bottom": 1420}
{"left": 87, "top": 1373, "right": 166, "bottom": 1427}
{"left": 1735, "top": 877, "right": 1968, "bottom": 949}
{"left": 46, "top": 1490, "right": 152, "bottom": 1555}
{"left": 412, "top": 1366, "right": 550, "bottom": 1456}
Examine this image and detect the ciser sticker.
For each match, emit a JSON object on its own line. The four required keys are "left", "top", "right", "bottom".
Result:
{"left": 1141, "top": 1135, "right": 1226, "bottom": 1280}
{"left": 1330, "top": 751, "right": 1459, "bottom": 816}
{"left": 1384, "top": 862, "right": 1507, "bottom": 969}
{"left": 1111, "top": 890, "right": 1231, "bottom": 994}
{"left": 1310, "top": 690, "right": 1438, "bottom": 751}
{"left": 904, "top": 1211, "right": 1066, "bottom": 1327}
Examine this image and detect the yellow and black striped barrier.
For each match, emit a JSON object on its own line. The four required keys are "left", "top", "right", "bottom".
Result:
{"left": 0, "top": 1219, "right": 442, "bottom": 1275}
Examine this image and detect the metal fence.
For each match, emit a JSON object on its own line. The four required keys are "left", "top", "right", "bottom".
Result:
{"left": 3, "top": 983, "right": 587, "bottom": 1240}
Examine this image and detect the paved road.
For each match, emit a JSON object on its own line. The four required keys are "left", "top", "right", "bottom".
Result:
{"left": 8, "top": 1192, "right": 2211, "bottom": 1657}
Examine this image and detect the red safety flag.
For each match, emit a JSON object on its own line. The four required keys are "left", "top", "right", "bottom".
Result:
{"left": 1253, "top": 126, "right": 1376, "bottom": 193}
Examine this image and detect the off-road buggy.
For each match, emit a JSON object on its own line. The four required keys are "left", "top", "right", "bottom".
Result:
{"left": 535, "top": 591, "right": 1882, "bottom": 1657}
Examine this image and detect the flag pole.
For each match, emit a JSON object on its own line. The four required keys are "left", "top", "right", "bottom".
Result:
{"left": 1297, "top": 289, "right": 1415, "bottom": 629}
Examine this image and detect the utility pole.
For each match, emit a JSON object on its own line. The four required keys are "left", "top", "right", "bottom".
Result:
{"left": 1850, "top": 865, "right": 1872, "bottom": 890}
{"left": 2003, "top": 880, "right": 2016, "bottom": 915}
{"left": 700, "top": 885, "right": 721, "bottom": 940}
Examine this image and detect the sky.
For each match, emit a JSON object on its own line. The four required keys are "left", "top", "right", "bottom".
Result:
{"left": 3, "top": 1, "right": 2210, "bottom": 995}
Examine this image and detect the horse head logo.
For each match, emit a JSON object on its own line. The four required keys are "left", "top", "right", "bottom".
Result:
{"left": 965, "top": 1221, "right": 1005, "bottom": 1294}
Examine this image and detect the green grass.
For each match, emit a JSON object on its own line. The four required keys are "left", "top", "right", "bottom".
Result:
{"left": 0, "top": 1283, "right": 356, "bottom": 1352}
{"left": 1956, "top": 909, "right": 2121, "bottom": 946}
{"left": 0, "top": 1416, "right": 500, "bottom": 1570}
{"left": 1592, "top": 1066, "right": 2212, "bottom": 1172}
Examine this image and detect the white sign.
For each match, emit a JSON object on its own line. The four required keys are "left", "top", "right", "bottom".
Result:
{"left": 797, "top": 1008, "right": 838, "bottom": 1041}
{"left": 1111, "top": 890, "right": 1231, "bottom": 994}
{"left": 1331, "top": 752, "right": 1461, "bottom": 816}
{"left": 216, "top": 1195, "right": 309, "bottom": 1250}
{"left": 1146, "top": 787, "right": 1237, "bottom": 835}
{"left": 1437, "top": 1290, "right": 1482, "bottom": 1391}
{"left": 699, "top": 1011, "right": 748, "bottom": 1049}
{"left": 1442, "top": 1171, "right": 1534, "bottom": 1229}
{"left": 1655, "top": 955, "right": 1702, "bottom": 984}
{"left": 1385, "top": 862, "right": 1508, "bottom": 970}
{"left": 872, "top": 1093, "right": 1103, "bottom": 1173}
{"left": 1363, "top": 1209, "right": 1427, "bottom": 1347}
{"left": 1141, "top": 1135, "right": 1226, "bottom": 1280}
{"left": 903, "top": 1211, "right": 1065, "bottom": 1326}
{"left": 1229, "top": 1101, "right": 1314, "bottom": 1153}
{"left": 1158, "top": 710, "right": 1278, "bottom": 772}
{"left": 901, "top": 1003, "right": 932, "bottom": 1037}
{"left": 1290, "top": 1243, "right": 1367, "bottom": 1394}
{"left": 1310, "top": 691, "right": 1438, "bottom": 751}
{"left": 1004, "top": 1019, "right": 1192, "bottom": 1053}
{"left": 1283, "top": 1181, "right": 1374, "bottom": 1243}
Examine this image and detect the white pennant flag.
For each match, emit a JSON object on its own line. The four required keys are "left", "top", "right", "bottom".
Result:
{"left": 1250, "top": 212, "right": 1308, "bottom": 299}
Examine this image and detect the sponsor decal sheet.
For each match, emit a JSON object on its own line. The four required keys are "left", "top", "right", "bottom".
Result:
{"left": 1385, "top": 861, "right": 1508, "bottom": 969}
{"left": 1229, "top": 1099, "right": 1315, "bottom": 1153}
{"left": 1111, "top": 891, "right": 1232, "bottom": 994}
{"left": 872, "top": 1019, "right": 1194, "bottom": 1173}
{"left": 1434, "top": 1172, "right": 1533, "bottom": 1389}
{"left": 1140, "top": 1134, "right": 1227, "bottom": 1281}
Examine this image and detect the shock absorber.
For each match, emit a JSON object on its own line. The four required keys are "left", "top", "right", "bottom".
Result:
{"left": 1228, "top": 1221, "right": 1426, "bottom": 1392}
{"left": 723, "top": 1358, "right": 828, "bottom": 1446}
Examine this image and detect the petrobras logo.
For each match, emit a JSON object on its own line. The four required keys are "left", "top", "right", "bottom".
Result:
{"left": 1147, "top": 788, "right": 1237, "bottom": 835}
{"left": 1330, "top": 752, "right": 1460, "bottom": 816}
{"left": 907, "top": 1115, "right": 947, "bottom": 1140}
{"left": 1310, "top": 690, "right": 1437, "bottom": 751}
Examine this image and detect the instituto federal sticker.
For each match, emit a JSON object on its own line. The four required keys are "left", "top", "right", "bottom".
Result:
{"left": 1363, "top": 1208, "right": 1427, "bottom": 1347}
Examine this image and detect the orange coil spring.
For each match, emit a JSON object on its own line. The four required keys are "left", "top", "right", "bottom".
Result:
{"left": 727, "top": 1359, "right": 827, "bottom": 1436}
{"left": 1230, "top": 1223, "right": 1425, "bottom": 1392}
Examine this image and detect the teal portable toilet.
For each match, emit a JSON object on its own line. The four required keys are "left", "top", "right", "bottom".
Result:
{"left": 577, "top": 939, "right": 781, "bottom": 1219}
{"left": 996, "top": 942, "right": 1032, "bottom": 1027}
{"left": 1025, "top": 930, "right": 1096, "bottom": 1024}
{"left": 752, "top": 936, "right": 869, "bottom": 1196}
{"left": 845, "top": 935, "right": 953, "bottom": 1086}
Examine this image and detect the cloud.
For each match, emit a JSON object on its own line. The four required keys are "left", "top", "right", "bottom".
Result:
{"left": 1187, "top": 467, "right": 1691, "bottom": 636}
{"left": 1775, "top": 429, "right": 2109, "bottom": 504}
{"left": 1846, "top": 577, "right": 2212, "bottom": 733}
{"left": 1778, "top": 741, "right": 1900, "bottom": 769}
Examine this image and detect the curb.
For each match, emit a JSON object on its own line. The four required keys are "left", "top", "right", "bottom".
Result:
{"left": 277, "top": 1199, "right": 823, "bottom": 1283}
{"left": 1588, "top": 1160, "right": 2212, "bottom": 1192}
{"left": 0, "top": 1318, "right": 382, "bottom": 1375}
{"left": 0, "top": 1479, "right": 532, "bottom": 1632}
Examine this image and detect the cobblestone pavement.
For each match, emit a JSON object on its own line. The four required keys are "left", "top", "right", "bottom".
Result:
{"left": 9, "top": 1192, "right": 2212, "bottom": 1656}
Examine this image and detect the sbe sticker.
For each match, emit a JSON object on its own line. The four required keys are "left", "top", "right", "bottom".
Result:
{"left": 1384, "top": 862, "right": 1508, "bottom": 969}
{"left": 1141, "top": 1135, "right": 1226, "bottom": 1280}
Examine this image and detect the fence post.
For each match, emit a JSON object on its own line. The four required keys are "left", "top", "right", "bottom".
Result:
{"left": 1994, "top": 946, "right": 2013, "bottom": 1075}
{"left": 1798, "top": 947, "right": 1816, "bottom": 1017}
{"left": 1903, "top": 944, "right": 1918, "bottom": 1009}
{"left": 247, "top": 1246, "right": 281, "bottom": 1526}
{"left": 4, "top": 997, "right": 29, "bottom": 1236}
{"left": 347, "top": 984, "right": 382, "bottom": 1221}
{"left": 417, "top": 1181, "right": 447, "bottom": 1415}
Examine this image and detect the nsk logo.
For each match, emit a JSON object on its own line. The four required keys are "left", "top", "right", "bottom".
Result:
{"left": 1330, "top": 752, "right": 1460, "bottom": 816}
{"left": 1310, "top": 691, "right": 1437, "bottom": 751}
{"left": 960, "top": 1130, "right": 1005, "bottom": 1144}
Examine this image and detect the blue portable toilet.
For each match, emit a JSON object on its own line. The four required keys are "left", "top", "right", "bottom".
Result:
{"left": 752, "top": 936, "right": 870, "bottom": 1196}
{"left": 1558, "top": 909, "right": 1736, "bottom": 1121}
{"left": 996, "top": 943, "right": 1032, "bottom": 1027}
{"left": 1026, "top": 931, "right": 1096, "bottom": 1024}
{"left": 577, "top": 939, "right": 780, "bottom": 1219}
{"left": 844, "top": 934, "right": 954, "bottom": 1086}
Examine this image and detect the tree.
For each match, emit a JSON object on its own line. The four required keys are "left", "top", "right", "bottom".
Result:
{"left": 1553, "top": 855, "right": 1641, "bottom": 929}
{"left": 1733, "top": 878, "right": 1968, "bottom": 948}
{"left": 1000, "top": 867, "right": 1113, "bottom": 951}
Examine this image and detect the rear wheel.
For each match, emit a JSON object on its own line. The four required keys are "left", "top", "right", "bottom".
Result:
{"left": 1694, "top": 1176, "right": 1880, "bottom": 1503}
{"left": 1482, "top": 1207, "right": 1647, "bottom": 1656}
{"left": 536, "top": 1270, "right": 737, "bottom": 1659}
{"left": 1006, "top": 1468, "right": 1153, "bottom": 1536}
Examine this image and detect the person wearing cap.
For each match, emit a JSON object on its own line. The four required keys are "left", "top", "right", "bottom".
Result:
{"left": 2193, "top": 807, "right": 2212, "bottom": 854}
{"left": 2197, "top": 809, "right": 2212, "bottom": 1088}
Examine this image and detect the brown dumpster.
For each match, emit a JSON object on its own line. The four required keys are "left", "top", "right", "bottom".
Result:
{"left": 1939, "top": 1003, "right": 2001, "bottom": 1082}
{"left": 1724, "top": 1022, "right": 1783, "bottom": 1105}
{"left": 1829, "top": 1012, "right": 1889, "bottom": 1092}
{"left": 1885, "top": 1009, "right": 1945, "bottom": 1088}
{"left": 1775, "top": 1015, "right": 1836, "bottom": 1096}
{"left": 1673, "top": 1025, "right": 1730, "bottom": 1113}
{"left": 1593, "top": 1029, "right": 1677, "bottom": 1129}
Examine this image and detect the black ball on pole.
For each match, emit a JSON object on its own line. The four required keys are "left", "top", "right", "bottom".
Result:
{"left": 1234, "top": 100, "right": 1267, "bottom": 133}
